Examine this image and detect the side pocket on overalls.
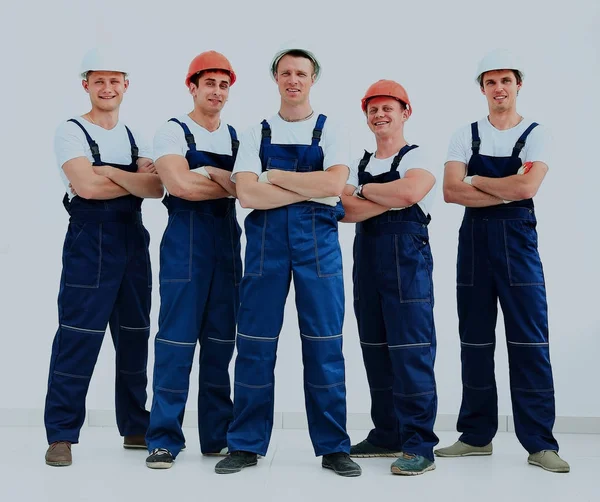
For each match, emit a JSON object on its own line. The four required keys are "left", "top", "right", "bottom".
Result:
{"left": 243, "top": 210, "right": 267, "bottom": 277}
{"left": 394, "top": 234, "right": 430, "bottom": 303}
{"left": 143, "top": 226, "right": 152, "bottom": 289}
{"left": 457, "top": 220, "right": 474, "bottom": 287}
{"left": 312, "top": 208, "right": 343, "bottom": 278}
{"left": 159, "top": 211, "right": 192, "bottom": 283}
{"left": 64, "top": 222, "right": 102, "bottom": 288}
{"left": 503, "top": 219, "right": 545, "bottom": 286}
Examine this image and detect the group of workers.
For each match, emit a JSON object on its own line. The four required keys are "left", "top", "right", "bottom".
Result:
{"left": 43, "top": 43, "right": 570, "bottom": 477}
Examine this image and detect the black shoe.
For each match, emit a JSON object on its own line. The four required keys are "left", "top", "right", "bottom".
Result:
{"left": 215, "top": 451, "right": 258, "bottom": 474}
{"left": 146, "top": 448, "right": 174, "bottom": 469}
{"left": 322, "top": 452, "right": 362, "bottom": 477}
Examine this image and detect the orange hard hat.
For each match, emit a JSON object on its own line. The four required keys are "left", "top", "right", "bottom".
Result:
{"left": 361, "top": 80, "right": 412, "bottom": 116}
{"left": 185, "top": 51, "right": 236, "bottom": 87}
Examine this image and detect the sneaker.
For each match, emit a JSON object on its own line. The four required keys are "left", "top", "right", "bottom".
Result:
{"left": 45, "top": 441, "right": 72, "bottom": 467}
{"left": 434, "top": 440, "right": 492, "bottom": 457}
{"left": 322, "top": 452, "right": 362, "bottom": 477}
{"left": 528, "top": 450, "right": 570, "bottom": 473}
{"left": 215, "top": 451, "right": 258, "bottom": 474}
{"left": 203, "top": 447, "right": 229, "bottom": 457}
{"left": 391, "top": 453, "right": 436, "bottom": 475}
{"left": 123, "top": 435, "right": 146, "bottom": 449}
{"left": 146, "top": 448, "right": 174, "bottom": 469}
{"left": 350, "top": 439, "right": 401, "bottom": 458}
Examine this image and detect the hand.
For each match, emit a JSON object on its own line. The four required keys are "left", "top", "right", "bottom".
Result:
{"left": 517, "top": 161, "right": 533, "bottom": 175}
{"left": 258, "top": 171, "right": 271, "bottom": 184}
{"left": 463, "top": 175, "right": 474, "bottom": 185}
{"left": 92, "top": 165, "right": 113, "bottom": 177}
{"left": 190, "top": 166, "right": 211, "bottom": 179}
{"left": 308, "top": 196, "right": 339, "bottom": 207}
{"left": 68, "top": 183, "right": 77, "bottom": 196}
{"left": 137, "top": 159, "right": 157, "bottom": 174}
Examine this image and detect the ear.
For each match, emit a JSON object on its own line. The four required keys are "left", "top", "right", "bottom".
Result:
{"left": 311, "top": 73, "right": 316, "bottom": 84}
{"left": 123, "top": 79, "right": 129, "bottom": 92}
{"left": 82, "top": 80, "right": 89, "bottom": 93}
{"left": 188, "top": 83, "right": 197, "bottom": 97}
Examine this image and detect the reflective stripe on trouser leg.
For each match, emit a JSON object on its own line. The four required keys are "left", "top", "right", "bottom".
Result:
{"left": 496, "top": 217, "right": 558, "bottom": 453}
{"left": 353, "top": 233, "right": 400, "bottom": 450}
{"left": 292, "top": 204, "right": 350, "bottom": 456}
{"left": 456, "top": 218, "right": 500, "bottom": 447}
{"left": 45, "top": 221, "right": 124, "bottom": 444}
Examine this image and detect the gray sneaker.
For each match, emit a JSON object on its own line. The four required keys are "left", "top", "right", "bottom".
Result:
{"left": 350, "top": 439, "right": 401, "bottom": 458}
{"left": 528, "top": 450, "right": 570, "bottom": 473}
{"left": 434, "top": 440, "right": 492, "bottom": 457}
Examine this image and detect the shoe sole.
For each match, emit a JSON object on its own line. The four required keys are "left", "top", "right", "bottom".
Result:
{"left": 203, "top": 452, "right": 228, "bottom": 457}
{"left": 391, "top": 463, "right": 436, "bottom": 476}
{"left": 434, "top": 450, "right": 492, "bottom": 458}
{"left": 350, "top": 452, "right": 401, "bottom": 458}
{"left": 322, "top": 464, "right": 362, "bottom": 477}
{"left": 527, "top": 459, "right": 570, "bottom": 473}
{"left": 123, "top": 444, "right": 147, "bottom": 450}
{"left": 215, "top": 460, "right": 258, "bottom": 474}
{"left": 146, "top": 461, "right": 173, "bottom": 469}
{"left": 45, "top": 460, "right": 72, "bottom": 467}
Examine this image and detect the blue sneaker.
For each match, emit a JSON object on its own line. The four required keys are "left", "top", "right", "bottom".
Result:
{"left": 391, "top": 453, "right": 435, "bottom": 476}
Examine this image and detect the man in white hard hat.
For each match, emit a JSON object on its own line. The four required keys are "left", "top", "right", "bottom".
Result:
{"left": 341, "top": 80, "right": 439, "bottom": 475}
{"left": 144, "top": 51, "right": 241, "bottom": 470}
{"left": 214, "top": 42, "right": 361, "bottom": 477}
{"left": 44, "top": 46, "right": 163, "bottom": 467}
{"left": 435, "top": 49, "right": 569, "bottom": 473}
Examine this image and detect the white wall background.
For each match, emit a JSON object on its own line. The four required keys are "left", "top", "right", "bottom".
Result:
{"left": 1, "top": 0, "right": 598, "bottom": 423}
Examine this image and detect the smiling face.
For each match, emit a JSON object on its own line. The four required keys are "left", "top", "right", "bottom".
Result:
{"left": 82, "top": 71, "right": 128, "bottom": 112}
{"left": 189, "top": 70, "right": 231, "bottom": 115}
{"left": 365, "top": 96, "right": 409, "bottom": 138}
{"left": 274, "top": 54, "right": 315, "bottom": 105}
{"left": 480, "top": 69, "right": 522, "bottom": 113}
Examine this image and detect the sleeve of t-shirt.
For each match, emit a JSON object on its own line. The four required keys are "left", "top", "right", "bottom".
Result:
{"left": 153, "top": 121, "right": 187, "bottom": 161}
{"left": 404, "top": 147, "right": 438, "bottom": 180}
{"left": 321, "top": 118, "right": 351, "bottom": 175}
{"left": 346, "top": 156, "right": 362, "bottom": 188}
{"left": 129, "top": 126, "right": 153, "bottom": 160}
{"left": 54, "top": 121, "right": 88, "bottom": 169}
{"left": 231, "top": 125, "right": 262, "bottom": 182}
{"left": 445, "top": 126, "right": 470, "bottom": 165}
{"left": 523, "top": 124, "right": 552, "bottom": 168}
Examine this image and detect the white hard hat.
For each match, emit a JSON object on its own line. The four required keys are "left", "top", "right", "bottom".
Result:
{"left": 475, "top": 49, "right": 524, "bottom": 83}
{"left": 80, "top": 46, "right": 129, "bottom": 79}
{"left": 270, "top": 41, "right": 321, "bottom": 82}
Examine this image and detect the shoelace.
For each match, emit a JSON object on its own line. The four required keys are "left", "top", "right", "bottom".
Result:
{"left": 151, "top": 448, "right": 171, "bottom": 455}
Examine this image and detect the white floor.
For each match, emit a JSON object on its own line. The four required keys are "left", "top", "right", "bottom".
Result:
{"left": 1, "top": 427, "right": 597, "bottom": 502}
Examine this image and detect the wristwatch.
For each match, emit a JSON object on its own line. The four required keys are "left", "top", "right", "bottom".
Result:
{"left": 353, "top": 184, "right": 366, "bottom": 200}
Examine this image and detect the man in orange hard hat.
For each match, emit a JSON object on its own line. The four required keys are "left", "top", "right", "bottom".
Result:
{"left": 145, "top": 51, "right": 242, "bottom": 469}
{"left": 341, "top": 80, "right": 439, "bottom": 475}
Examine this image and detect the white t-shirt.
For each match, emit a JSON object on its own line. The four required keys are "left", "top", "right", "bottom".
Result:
{"left": 348, "top": 146, "right": 437, "bottom": 215}
{"left": 231, "top": 113, "right": 350, "bottom": 181}
{"left": 446, "top": 117, "right": 552, "bottom": 168}
{"left": 54, "top": 117, "right": 152, "bottom": 198}
{"left": 153, "top": 115, "right": 234, "bottom": 161}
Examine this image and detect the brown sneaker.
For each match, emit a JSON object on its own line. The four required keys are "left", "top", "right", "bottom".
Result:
{"left": 45, "top": 441, "right": 72, "bottom": 466}
{"left": 123, "top": 435, "right": 147, "bottom": 449}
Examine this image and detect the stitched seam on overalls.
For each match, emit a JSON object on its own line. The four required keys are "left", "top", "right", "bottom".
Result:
{"left": 360, "top": 341, "right": 387, "bottom": 346}
{"left": 237, "top": 333, "right": 278, "bottom": 341}
{"left": 156, "top": 338, "right": 196, "bottom": 347}
{"left": 395, "top": 235, "right": 428, "bottom": 303}
{"left": 229, "top": 214, "right": 240, "bottom": 286}
{"left": 461, "top": 341, "right": 494, "bottom": 347}
{"left": 245, "top": 212, "right": 267, "bottom": 277}
{"left": 156, "top": 386, "right": 187, "bottom": 394}
{"left": 120, "top": 325, "right": 150, "bottom": 331}
{"left": 306, "top": 380, "right": 345, "bottom": 389}
{"left": 206, "top": 337, "right": 235, "bottom": 344}
{"left": 507, "top": 341, "right": 549, "bottom": 346}
{"left": 65, "top": 223, "right": 102, "bottom": 288}
{"left": 312, "top": 208, "right": 342, "bottom": 278}
{"left": 203, "top": 382, "right": 231, "bottom": 389}
{"left": 66, "top": 223, "right": 87, "bottom": 254}
{"left": 235, "top": 382, "right": 273, "bottom": 389}
{"left": 188, "top": 211, "right": 193, "bottom": 281}
{"left": 60, "top": 324, "right": 104, "bottom": 334}
{"left": 389, "top": 342, "right": 431, "bottom": 349}
{"left": 463, "top": 383, "right": 494, "bottom": 391}
{"left": 300, "top": 333, "right": 342, "bottom": 340}
{"left": 503, "top": 221, "right": 544, "bottom": 287}
{"left": 410, "top": 234, "right": 434, "bottom": 302}
{"left": 54, "top": 371, "right": 90, "bottom": 379}
{"left": 457, "top": 220, "right": 474, "bottom": 287}
{"left": 393, "top": 390, "right": 435, "bottom": 398}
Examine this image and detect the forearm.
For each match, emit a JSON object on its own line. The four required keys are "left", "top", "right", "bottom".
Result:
{"left": 268, "top": 170, "right": 345, "bottom": 198}
{"left": 107, "top": 168, "right": 164, "bottom": 199}
{"left": 472, "top": 175, "right": 533, "bottom": 201}
{"left": 77, "top": 175, "right": 129, "bottom": 200}
{"left": 206, "top": 167, "right": 237, "bottom": 197}
{"left": 238, "top": 182, "right": 309, "bottom": 210}
{"left": 444, "top": 182, "right": 503, "bottom": 207}
{"left": 165, "top": 171, "right": 229, "bottom": 201}
{"left": 361, "top": 179, "right": 419, "bottom": 208}
{"left": 340, "top": 194, "right": 389, "bottom": 223}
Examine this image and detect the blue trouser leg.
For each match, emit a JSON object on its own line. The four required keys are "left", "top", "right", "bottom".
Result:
{"left": 45, "top": 221, "right": 126, "bottom": 444}
{"left": 353, "top": 234, "right": 401, "bottom": 450}
{"left": 109, "top": 224, "right": 151, "bottom": 436}
{"left": 227, "top": 209, "right": 290, "bottom": 456}
{"left": 147, "top": 211, "right": 211, "bottom": 457}
{"left": 495, "top": 217, "right": 558, "bottom": 453}
{"left": 197, "top": 215, "right": 241, "bottom": 454}
{"left": 292, "top": 205, "right": 349, "bottom": 455}
{"left": 378, "top": 233, "right": 438, "bottom": 461}
{"left": 456, "top": 219, "right": 500, "bottom": 447}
